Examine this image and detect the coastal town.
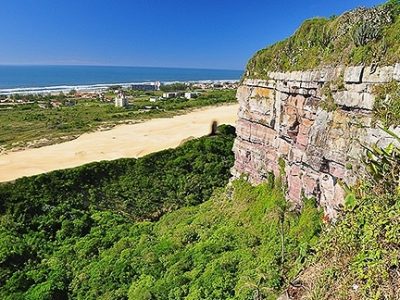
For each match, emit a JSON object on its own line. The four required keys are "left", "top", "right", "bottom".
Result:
{"left": 0, "top": 80, "right": 238, "bottom": 153}
{"left": 0, "top": 80, "right": 239, "bottom": 109}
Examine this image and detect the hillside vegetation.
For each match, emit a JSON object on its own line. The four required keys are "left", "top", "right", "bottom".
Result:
{"left": 246, "top": 0, "right": 400, "bottom": 78}
{"left": 1, "top": 113, "right": 399, "bottom": 300}
{"left": 0, "top": 126, "right": 235, "bottom": 298}
{"left": 0, "top": 125, "right": 323, "bottom": 300}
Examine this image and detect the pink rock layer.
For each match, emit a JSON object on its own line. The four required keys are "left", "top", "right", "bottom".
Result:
{"left": 232, "top": 65, "right": 400, "bottom": 220}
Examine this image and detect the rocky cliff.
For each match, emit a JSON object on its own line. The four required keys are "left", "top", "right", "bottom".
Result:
{"left": 232, "top": 64, "right": 400, "bottom": 219}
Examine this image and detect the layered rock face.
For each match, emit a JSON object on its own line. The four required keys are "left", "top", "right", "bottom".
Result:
{"left": 232, "top": 64, "right": 400, "bottom": 219}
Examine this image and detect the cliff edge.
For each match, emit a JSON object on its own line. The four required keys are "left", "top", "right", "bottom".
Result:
{"left": 233, "top": 2, "right": 400, "bottom": 219}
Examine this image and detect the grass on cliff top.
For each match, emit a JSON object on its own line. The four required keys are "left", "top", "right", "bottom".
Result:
{"left": 245, "top": 0, "right": 400, "bottom": 78}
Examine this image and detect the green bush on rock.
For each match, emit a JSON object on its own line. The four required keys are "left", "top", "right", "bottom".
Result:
{"left": 373, "top": 81, "right": 400, "bottom": 128}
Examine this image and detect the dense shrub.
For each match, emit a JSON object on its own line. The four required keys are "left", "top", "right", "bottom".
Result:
{"left": 0, "top": 126, "right": 235, "bottom": 299}
{"left": 0, "top": 126, "right": 323, "bottom": 299}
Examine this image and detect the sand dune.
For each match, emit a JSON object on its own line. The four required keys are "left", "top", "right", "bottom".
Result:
{"left": 0, "top": 104, "right": 239, "bottom": 182}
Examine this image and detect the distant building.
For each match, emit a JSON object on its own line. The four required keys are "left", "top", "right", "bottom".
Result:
{"left": 131, "top": 81, "right": 161, "bottom": 91}
{"left": 184, "top": 92, "right": 200, "bottom": 99}
{"left": 115, "top": 91, "right": 128, "bottom": 108}
{"left": 162, "top": 91, "right": 185, "bottom": 99}
{"left": 162, "top": 92, "right": 177, "bottom": 99}
{"left": 212, "top": 83, "right": 223, "bottom": 89}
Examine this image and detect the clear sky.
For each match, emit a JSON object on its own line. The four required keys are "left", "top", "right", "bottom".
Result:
{"left": 0, "top": 0, "right": 384, "bottom": 70}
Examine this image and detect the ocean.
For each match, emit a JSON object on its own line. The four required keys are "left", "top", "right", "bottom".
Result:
{"left": 0, "top": 65, "right": 243, "bottom": 94}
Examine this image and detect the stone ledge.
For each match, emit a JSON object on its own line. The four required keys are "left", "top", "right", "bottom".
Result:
{"left": 264, "top": 64, "right": 400, "bottom": 86}
{"left": 344, "top": 66, "right": 364, "bottom": 83}
{"left": 394, "top": 63, "right": 400, "bottom": 81}
{"left": 363, "top": 66, "right": 394, "bottom": 83}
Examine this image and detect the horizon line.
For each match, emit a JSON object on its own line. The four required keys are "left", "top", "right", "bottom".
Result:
{"left": 0, "top": 63, "right": 244, "bottom": 72}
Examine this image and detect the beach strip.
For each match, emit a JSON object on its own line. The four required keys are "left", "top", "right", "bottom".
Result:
{"left": 0, "top": 104, "right": 239, "bottom": 182}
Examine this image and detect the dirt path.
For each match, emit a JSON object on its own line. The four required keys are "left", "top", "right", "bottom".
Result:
{"left": 0, "top": 104, "right": 239, "bottom": 182}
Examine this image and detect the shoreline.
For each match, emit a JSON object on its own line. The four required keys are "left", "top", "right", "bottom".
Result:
{"left": 0, "top": 103, "right": 239, "bottom": 182}
{"left": 0, "top": 79, "right": 239, "bottom": 95}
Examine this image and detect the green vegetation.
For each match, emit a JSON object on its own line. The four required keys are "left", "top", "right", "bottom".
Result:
{"left": 0, "top": 126, "right": 235, "bottom": 298}
{"left": 0, "top": 125, "right": 235, "bottom": 220}
{"left": 295, "top": 130, "right": 400, "bottom": 300}
{"left": 0, "top": 125, "right": 323, "bottom": 299}
{"left": 320, "top": 84, "right": 338, "bottom": 112}
{"left": 160, "top": 83, "right": 189, "bottom": 92}
{"left": 0, "top": 89, "right": 236, "bottom": 150}
{"left": 373, "top": 80, "right": 400, "bottom": 127}
{"left": 125, "top": 180, "right": 321, "bottom": 300}
{"left": 246, "top": 0, "right": 400, "bottom": 78}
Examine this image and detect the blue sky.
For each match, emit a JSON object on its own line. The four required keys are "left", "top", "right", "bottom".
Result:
{"left": 0, "top": 0, "right": 384, "bottom": 70}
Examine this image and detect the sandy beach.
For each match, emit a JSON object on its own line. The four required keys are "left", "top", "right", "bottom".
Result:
{"left": 0, "top": 104, "right": 239, "bottom": 182}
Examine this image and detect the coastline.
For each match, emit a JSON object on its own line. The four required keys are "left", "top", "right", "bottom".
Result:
{"left": 0, "top": 103, "right": 239, "bottom": 182}
{"left": 0, "top": 65, "right": 242, "bottom": 95}
{"left": 0, "top": 79, "right": 239, "bottom": 95}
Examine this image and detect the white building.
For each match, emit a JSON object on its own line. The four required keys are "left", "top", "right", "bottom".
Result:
{"left": 115, "top": 91, "right": 128, "bottom": 108}
{"left": 162, "top": 92, "right": 177, "bottom": 99}
{"left": 184, "top": 92, "right": 200, "bottom": 99}
{"left": 130, "top": 81, "right": 162, "bottom": 91}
